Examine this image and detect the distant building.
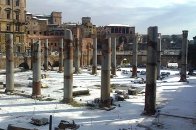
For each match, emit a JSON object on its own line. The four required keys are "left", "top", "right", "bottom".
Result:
{"left": 81, "top": 17, "right": 96, "bottom": 38}
{"left": 161, "top": 34, "right": 182, "bottom": 50}
{"left": 98, "top": 24, "right": 135, "bottom": 51}
{"left": 61, "top": 17, "right": 97, "bottom": 66}
{"left": 0, "top": 0, "right": 26, "bottom": 53}
{"left": 26, "top": 11, "right": 62, "bottom": 36}
{"left": 26, "top": 12, "right": 48, "bottom": 36}
{"left": 61, "top": 22, "right": 80, "bottom": 39}
{"left": 25, "top": 11, "right": 62, "bottom": 52}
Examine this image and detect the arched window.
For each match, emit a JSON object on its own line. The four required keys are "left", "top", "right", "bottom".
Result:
{"left": 5, "top": 8, "right": 11, "bottom": 19}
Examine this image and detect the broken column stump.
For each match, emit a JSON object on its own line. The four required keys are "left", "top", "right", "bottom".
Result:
{"left": 128, "top": 88, "right": 138, "bottom": 95}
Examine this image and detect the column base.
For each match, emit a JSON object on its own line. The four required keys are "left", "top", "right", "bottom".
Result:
{"left": 62, "top": 98, "right": 73, "bottom": 103}
{"left": 5, "top": 89, "right": 14, "bottom": 94}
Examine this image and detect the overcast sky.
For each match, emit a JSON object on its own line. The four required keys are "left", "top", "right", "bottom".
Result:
{"left": 27, "top": 0, "right": 196, "bottom": 39}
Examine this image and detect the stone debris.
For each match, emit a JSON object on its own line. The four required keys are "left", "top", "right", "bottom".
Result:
{"left": 128, "top": 88, "right": 137, "bottom": 95}
{"left": 41, "top": 74, "right": 47, "bottom": 79}
{"left": 41, "top": 83, "right": 48, "bottom": 88}
{"left": 114, "top": 90, "right": 129, "bottom": 101}
{"left": 30, "top": 117, "right": 49, "bottom": 126}
{"left": 128, "top": 87, "right": 144, "bottom": 95}
{"left": 55, "top": 120, "right": 80, "bottom": 130}
{"left": 73, "top": 90, "right": 89, "bottom": 96}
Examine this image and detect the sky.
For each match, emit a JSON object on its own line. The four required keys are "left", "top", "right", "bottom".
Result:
{"left": 27, "top": 0, "right": 196, "bottom": 40}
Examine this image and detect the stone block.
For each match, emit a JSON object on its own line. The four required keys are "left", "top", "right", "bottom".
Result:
{"left": 7, "top": 124, "right": 38, "bottom": 130}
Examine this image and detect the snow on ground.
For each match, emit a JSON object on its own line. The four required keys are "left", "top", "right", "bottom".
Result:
{"left": 0, "top": 68, "right": 196, "bottom": 130}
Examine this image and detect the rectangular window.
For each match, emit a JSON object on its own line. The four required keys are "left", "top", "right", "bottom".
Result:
{"left": 126, "top": 28, "right": 129, "bottom": 34}
{"left": 6, "top": 24, "right": 11, "bottom": 31}
{"left": 122, "top": 28, "right": 125, "bottom": 34}
{"left": 15, "top": 25, "right": 20, "bottom": 31}
{"left": 7, "top": 11, "right": 11, "bottom": 19}
{"left": 111, "top": 27, "right": 114, "bottom": 33}
{"left": 16, "top": 36, "right": 20, "bottom": 43}
{"left": 16, "top": 0, "right": 20, "bottom": 6}
{"left": 15, "top": 12, "right": 19, "bottom": 20}
{"left": 119, "top": 27, "right": 122, "bottom": 33}
{"left": 6, "top": 0, "right": 11, "bottom": 5}
{"left": 115, "top": 27, "right": 118, "bottom": 33}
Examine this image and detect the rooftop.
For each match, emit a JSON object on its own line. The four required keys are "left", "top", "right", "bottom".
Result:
{"left": 107, "top": 24, "right": 130, "bottom": 27}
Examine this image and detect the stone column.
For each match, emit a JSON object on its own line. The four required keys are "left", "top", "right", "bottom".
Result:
{"left": 101, "top": 37, "right": 111, "bottom": 107}
{"left": 63, "top": 29, "right": 73, "bottom": 103}
{"left": 80, "top": 38, "right": 84, "bottom": 68}
{"left": 59, "top": 38, "right": 63, "bottom": 72}
{"left": 144, "top": 26, "right": 158, "bottom": 115}
{"left": 30, "top": 39, "right": 35, "bottom": 70}
{"left": 180, "top": 30, "right": 188, "bottom": 82}
{"left": 32, "top": 40, "right": 41, "bottom": 97}
{"left": 5, "top": 33, "right": 14, "bottom": 93}
{"left": 74, "top": 38, "right": 80, "bottom": 74}
{"left": 87, "top": 44, "right": 90, "bottom": 66}
{"left": 157, "top": 33, "right": 161, "bottom": 80}
{"left": 132, "top": 34, "right": 139, "bottom": 77}
{"left": 92, "top": 36, "right": 97, "bottom": 75}
{"left": 111, "top": 36, "right": 116, "bottom": 75}
{"left": 44, "top": 39, "right": 48, "bottom": 71}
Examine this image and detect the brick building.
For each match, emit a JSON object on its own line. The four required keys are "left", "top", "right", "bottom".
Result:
{"left": 25, "top": 11, "right": 63, "bottom": 52}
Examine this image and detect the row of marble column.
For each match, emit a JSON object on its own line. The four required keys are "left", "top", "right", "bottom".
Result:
{"left": 5, "top": 28, "right": 188, "bottom": 109}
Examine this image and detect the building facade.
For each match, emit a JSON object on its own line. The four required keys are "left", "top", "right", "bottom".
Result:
{"left": 97, "top": 24, "right": 135, "bottom": 51}
{"left": 81, "top": 17, "right": 96, "bottom": 38}
{"left": 0, "top": 0, "right": 26, "bottom": 53}
{"left": 25, "top": 11, "right": 62, "bottom": 52}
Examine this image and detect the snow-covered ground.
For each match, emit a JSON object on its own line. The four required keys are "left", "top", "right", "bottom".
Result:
{"left": 0, "top": 68, "right": 195, "bottom": 130}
